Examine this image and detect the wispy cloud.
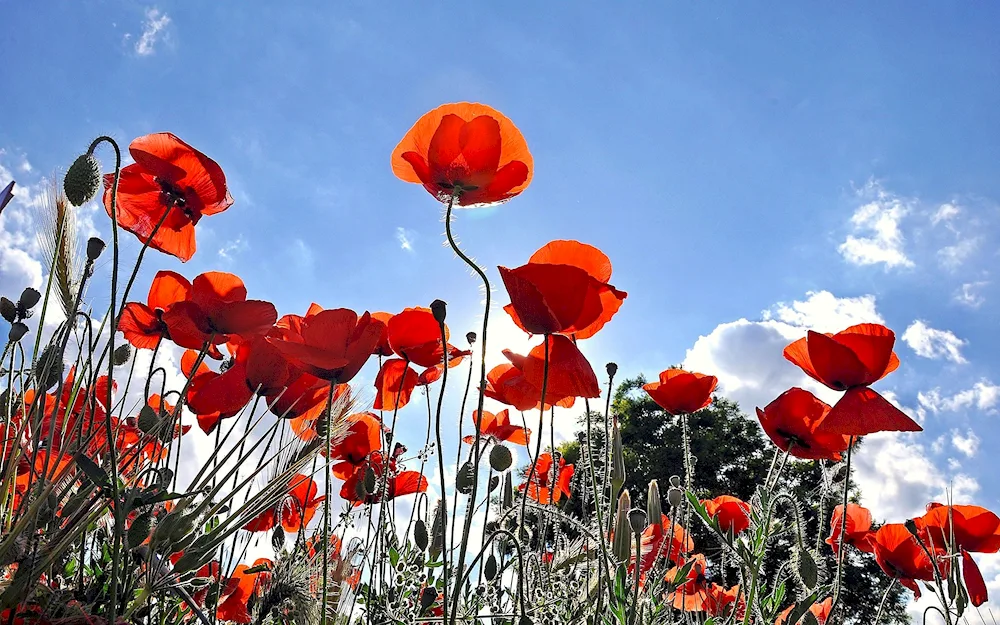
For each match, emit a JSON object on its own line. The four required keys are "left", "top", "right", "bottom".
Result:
{"left": 918, "top": 380, "right": 1000, "bottom": 416}
{"left": 902, "top": 320, "right": 968, "bottom": 364}
{"left": 951, "top": 428, "right": 980, "bottom": 458}
{"left": 129, "top": 8, "right": 171, "bottom": 56}
{"left": 396, "top": 227, "right": 415, "bottom": 252}
{"left": 218, "top": 235, "right": 248, "bottom": 262}
{"left": 838, "top": 182, "right": 914, "bottom": 269}
{"left": 931, "top": 202, "right": 961, "bottom": 226}
{"left": 954, "top": 281, "right": 988, "bottom": 308}
{"left": 937, "top": 237, "right": 979, "bottom": 270}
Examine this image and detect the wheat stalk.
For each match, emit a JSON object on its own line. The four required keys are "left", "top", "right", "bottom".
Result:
{"left": 35, "top": 177, "right": 82, "bottom": 320}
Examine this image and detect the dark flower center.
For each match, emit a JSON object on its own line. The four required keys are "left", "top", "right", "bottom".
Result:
{"left": 156, "top": 178, "right": 193, "bottom": 217}
{"left": 775, "top": 429, "right": 811, "bottom": 449}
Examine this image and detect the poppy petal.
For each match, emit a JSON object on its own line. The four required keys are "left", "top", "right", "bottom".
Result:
{"left": 373, "top": 358, "right": 419, "bottom": 411}
{"left": 963, "top": 550, "right": 988, "bottom": 607}
{"left": 819, "top": 387, "right": 922, "bottom": 436}
{"left": 147, "top": 270, "right": 191, "bottom": 310}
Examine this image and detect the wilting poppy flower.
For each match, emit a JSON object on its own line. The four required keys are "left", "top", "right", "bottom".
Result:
{"left": 520, "top": 452, "right": 574, "bottom": 504}
{"left": 162, "top": 272, "right": 277, "bottom": 352}
{"left": 873, "top": 523, "right": 947, "bottom": 598}
{"left": 825, "top": 504, "right": 875, "bottom": 555}
{"left": 340, "top": 451, "right": 427, "bottom": 506}
{"left": 783, "top": 324, "right": 920, "bottom": 435}
{"left": 104, "top": 133, "right": 232, "bottom": 262}
{"left": 775, "top": 597, "right": 833, "bottom": 625}
{"left": 462, "top": 409, "right": 530, "bottom": 446}
{"left": 702, "top": 495, "right": 751, "bottom": 535}
{"left": 666, "top": 554, "right": 711, "bottom": 611}
{"left": 639, "top": 514, "right": 694, "bottom": 571}
{"left": 243, "top": 474, "right": 325, "bottom": 533}
{"left": 268, "top": 308, "right": 382, "bottom": 383}
{"left": 391, "top": 102, "right": 532, "bottom": 206}
{"left": 643, "top": 369, "right": 717, "bottom": 416}
{"left": 755, "top": 388, "right": 851, "bottom": 461}
{"left": 916, "top": 503, "right": 1000, "bottom": 553}
{"left": 216, "top": 558, "right": 272, "bottom": 623}
{"left": 502, "top": 240, "right": 627, "bottom": 339}
{"left": 330, "top": 412, "right": 383, "bottom": 476}
{"left": 187, "top": 336, "right": 292, "bottom": 417}
{"left": 118, "top": 270, "right": 190, "bottom": 350}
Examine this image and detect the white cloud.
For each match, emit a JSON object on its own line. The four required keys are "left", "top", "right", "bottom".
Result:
{"left": 950, "top": 428, "right": 980, "bottom": 458}
{"left": 133, "top": 8, "right": 171, "bottom": 56}
{"left": 937, "top": 237, "right": 979, "bottom": 270}
{"left": 931, "top": 202, "right": 960, "bottom": 225}
{"left": 954, "top": 281, "right": 988, "bottom": 308}
{"left": 901, "top": 320, "right": 967, "bottom": 364}
{"left": 218, "top": 235, "right": 248, "bottom": 261}
{"left": 838, "top": 184, "right": 914, "bottom": 269}
{"left": 917, "top": 380, "right": 1000, "bottom": 417}
{"left": 396, "top": 227, "right": 415, "bottom": 252}
{"left": 18, "top": 159, "right": 31, "bottom": 174}
{"left": 765, "top": 290, "right": 883, "bottom": 333}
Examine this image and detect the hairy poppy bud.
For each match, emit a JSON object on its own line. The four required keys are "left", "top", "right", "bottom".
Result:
{"left": 485, "top": 554, "right": 498, "bottom": 581}
{"left": 430, "top": 299, "right": 447, "bottom": 323}
{"left": 606, "top": 362, "right": 618, "bottom": 378}
{"left": 8, "top": 322, "right": 27, "bottom": 343}
{"left": 0, "top": 297, "right": 15, "bottom": 323}
{"left": 490, "top": 444, "right": 513, "bottom": 472}
{"left": 904, "top": 519, "right": 920, "bottom": 537}
{"left": 86, "top": 237, "right": 106, "bottom": 262}
{"left": 647, "top": 480, "right": 662, "bottom": 525}
{"left": 419, "top": 587, "right": 437, "bottom": 614}
{"left": 457, "top": 460, "right": 475, "bottom": 494}
{"left": 413, "top": 519, "right": 428, "bottom": 551}
{"left": 64, "top": 153, "right": 101, "bottom": 206}
{"left": 612, "top": 490, "right": 632, "bottom": 562}
{"left": 34, "top": 344, "right": 63, "bottom": 390}
{"left": 669, "top": 475, "right": 682, "bottom": 488}
{"left": 466, "top": 331, "right": 477, "bottom": 344}
{"left": 363, "top": 465, "right": 377, "bottom": 495}
{"left": 611, "top": 421, "right": 625, "bottom": 496}
{"left": 271, "top": 526, "right": 285, "bottom": 552}
{"left": 667, "top": 487, "right": 683, "bottom": 508}
{"left": 628, "top": 508, "right": 648, "bottom": 534}
{"left": 113, "top": 343, "right": 132, "bottom": 366}
{"left": 502, "top": 473, "right": 513, "bottom": 510}
{"left": 429, "top": 500, "right": 445, "bottom": 560}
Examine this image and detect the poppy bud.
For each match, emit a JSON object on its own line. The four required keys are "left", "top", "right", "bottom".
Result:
{"left": 8, "top": 322, "right": 28, "bottom": 343}
{"left": 86, "top": 237, "right": 106, "bottom": 262}
{"left": 466, "top": 331, "right": 477, "bottom": 344}
{"left": 413, "top": 519, "right": 428, "bottom": 551}
{"left": 490, "top": 445, "right": 512, "bottom": 472}
{"left": 363, "top": 465, "right": 377, "bottom": 495}
{"left": 18, "top": 288, "right": 40, "bottom": 311}
{"left": 606, "top": 362, "right": 618, "bottom": 378}
{"left": 34, "top": 344, "right": 63, "bottom": 390}
{"left": 429, "top": 500, "right": 445, "bottom": 560}
{"left": 669, "top": 475, "right": 682, "bottom": 488}
{"left": 64, "top": 153, "right": 101, "bottom": 206}
{"left": 647, "top": 479, "right": 662, "bottom": 525}
{"left": 112, "top": 343, "right": 131, "bottom": 366}
{"left": 0, "top": 297, "right": 15, "bottom": 323}
{"left": 502, "top": 473, "right": 513, "bottom": 510}
{"left": 612, "top": 490, "right": 632, "bottom": 562}
{"left": 271, "top": 526, "right": 285, "bottom": 552}
{"left": 611, "top": 421, "right": 625, "bottom": 496}
{"left": 457, "top": 460, "right": 475, "bottom": 494}
{"left": 904, "top": 519, "right": 920, "bottom": 537}
{"left": 488, "top": 475, "right": 500, "bottom": 492}
{"left": 667, "top": 487, "right": 683, "bottom": 508}
{"left": 484, "top": 554, "right": 498, "bottom": 581}
{"left": 628, "top": 508, "right": 648, "bottom": 534}
{"left": 430, "top": 299, "right": 447, "bottom": 324}
{"left": 419, "top": 587, "right": 437, "bottom": 614}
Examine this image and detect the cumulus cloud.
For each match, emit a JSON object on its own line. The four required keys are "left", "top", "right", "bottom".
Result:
{"left": 131, "top": 8, "right": 171, "bottom": 56}
{"left": 901, "top": 320, "right": 967, "bottom": 364}
{"left": 765, "top": 290, "right": 883, "bottom": 332}
{"left": 838, "top": 183, "right": 914, "bottom": 269}
{"left": 951, "top": 428, "right": 980, "bottom": 458}
{"left": 917, "top": 380, "right": 1000, "bottom": 416}
{"left": 954, "top": 281, "right": 988, "bottom": 308}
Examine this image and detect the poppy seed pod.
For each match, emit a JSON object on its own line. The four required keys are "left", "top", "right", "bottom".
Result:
{"left": 18, "top": 288, "right": 40, "bottom": 311}
{"left": 0, "top": 297, "right": 15, "bottom": 323}
{"left": 466, "top": 331, "right": 477, "bottom": 344}
{"left": 430, "top": 299, "right": 447, "bottom": 323}
{"left": 667, "top": 487, "right": 684, "bottom": 508}
{"left": 669, "top": 475, "right": 682, "bottom": 488}
{"left": 628, "top": 508, "right": 648, "bottom": 534}
{"left": 606, "top": 362, "right": 618, "bottom": 378}
{"left": 489, "top": 444, "right": 513, "bottom": 472}
{"left": 8, "top": 322, "right": 28, "bottom": 343}
{"left": 64, "top": 153, "right": 101, "bottom": 206}
{"left": 86, "top": 237, "right": 106, "bottom": 262}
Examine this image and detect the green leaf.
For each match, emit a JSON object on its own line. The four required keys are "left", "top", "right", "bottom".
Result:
{"left": 74, "top": 453, "right": 111, "bottom": 490}
{"left": 798, "top": 549, "right": 818, "bottom": 589}
{"left": 670, "top": 558, "right": 697, "bottom": 586}
{"left": 127, "top": 513, "right": 152, "bottom": 548}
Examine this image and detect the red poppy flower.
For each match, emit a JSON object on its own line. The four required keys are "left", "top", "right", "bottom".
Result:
{"left": 518, "top": 335, "right": 601, "bottom": 403}
{"left": 462, "top": 409, "right": 530, "bottom": 446}
{"left": 340, "top": 452, "right": 427, "bottom": 506}
{"left": 783, "top": 324, "right": 920, "bottom": 435}
{"left": 104, "top": 133, "right": 232, "bottom": 262}
{"left": 181, "top": 349, "right": 241, "bottom": 433}
{"left": 825, "top": 504, "right": 875, "bottom": 555}
{"left": 502, "top": 241, "right": 627, "bottom": 339}
{"left": 962, "top": 549, "right": 989, "bottom": 607}
{"left": 373, "top": 358, "right": 419, "bottom": 411}
{"left": 281, "top": 379, "right": 346, "bottom": 443}
{"left": 243, "top": 474, "right": 325, "bottom": 533}
{"left": 775, "top": 597, "right": 833, "bottom": 625}
{"left": 330, "top": 412, "right": 383, "bottom": 476}
{"left": 916, "top": 503, "right": 1000, "bottom": 553}
{"left": 755, "top": 388, "right": 851, "bottom": 461}
{"left": 872, "top": 523, "right": 947, "bottom": 599}
{"left": 216, "top": 558, "right": 272, "bottom": 623}
{"left": 268, "top": 308, "right": 383, "bottom": 383}
{"left": 666, "top": 554, "right": 711, "bottom": 611}
{"left": 190, "top": 561, "right": 221, "bottom": 607}
{"left": 187, "top": 336, "right": 292, "bottom": 417}
{"left": 484, "top": 362, "right": 573, "bottom": 412}
{"left": 639, "top": 514, "right": 694, "bottom": 571}
{"left": 386, "top": 308, "right": 471, "bottom": 368}
{"left": 118, "top": 270, "right": 190, "bottom": 350}
{"left": 520, "top": 452, "right": 574, "bottom": 504}
{"left": 391, "top": 102, "right": 532, "bottom": 206}
{"left": 371, "top": 311, "right": 394, "bottom": 356}
{"left": 643, "top": 369, "right": 717, "bottom": 416}
{"left": 702, "top": 495, "right": 751, "bottom": 535}
{"left": 704, "top": 584, "right": 743, "bottom": 619}
{"left": 162, "top": 272, "right": 277, "bottom": 353}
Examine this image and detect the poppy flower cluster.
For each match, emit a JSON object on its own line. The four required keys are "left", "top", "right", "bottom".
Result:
{"left": 519, "top": 452, "right": 574, "bottom": 504}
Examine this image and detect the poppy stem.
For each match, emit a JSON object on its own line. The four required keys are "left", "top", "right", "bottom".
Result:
{"left": 872, "top": 578, "right": 897, "bottom": 624}
{"left": 829, "top": 435, "right": 855, "bottom": 618}
{"left": 442, "top": 192, "right": 492, "bottom": 624}
{"left": 430, "top": 315, "right": 451, "bottom": 625}
{"left": 321, "top": 381, "right": 336, "bottom": 625}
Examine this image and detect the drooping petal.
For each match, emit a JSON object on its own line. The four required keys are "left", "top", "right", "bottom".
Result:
{"left": 373, "top": 358, "right": 419, "bottom": 411}
{"left": 818, "top": 387, "right": 922, "bottom": 436}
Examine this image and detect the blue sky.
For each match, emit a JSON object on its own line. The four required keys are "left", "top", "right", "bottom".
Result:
{"left": 3, "top": 1, "right": 1000, "bottom": 609}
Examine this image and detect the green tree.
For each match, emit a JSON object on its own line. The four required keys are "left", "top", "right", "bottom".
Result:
{"left": 560, "top": 375, "right": 909, "bottom": 624}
